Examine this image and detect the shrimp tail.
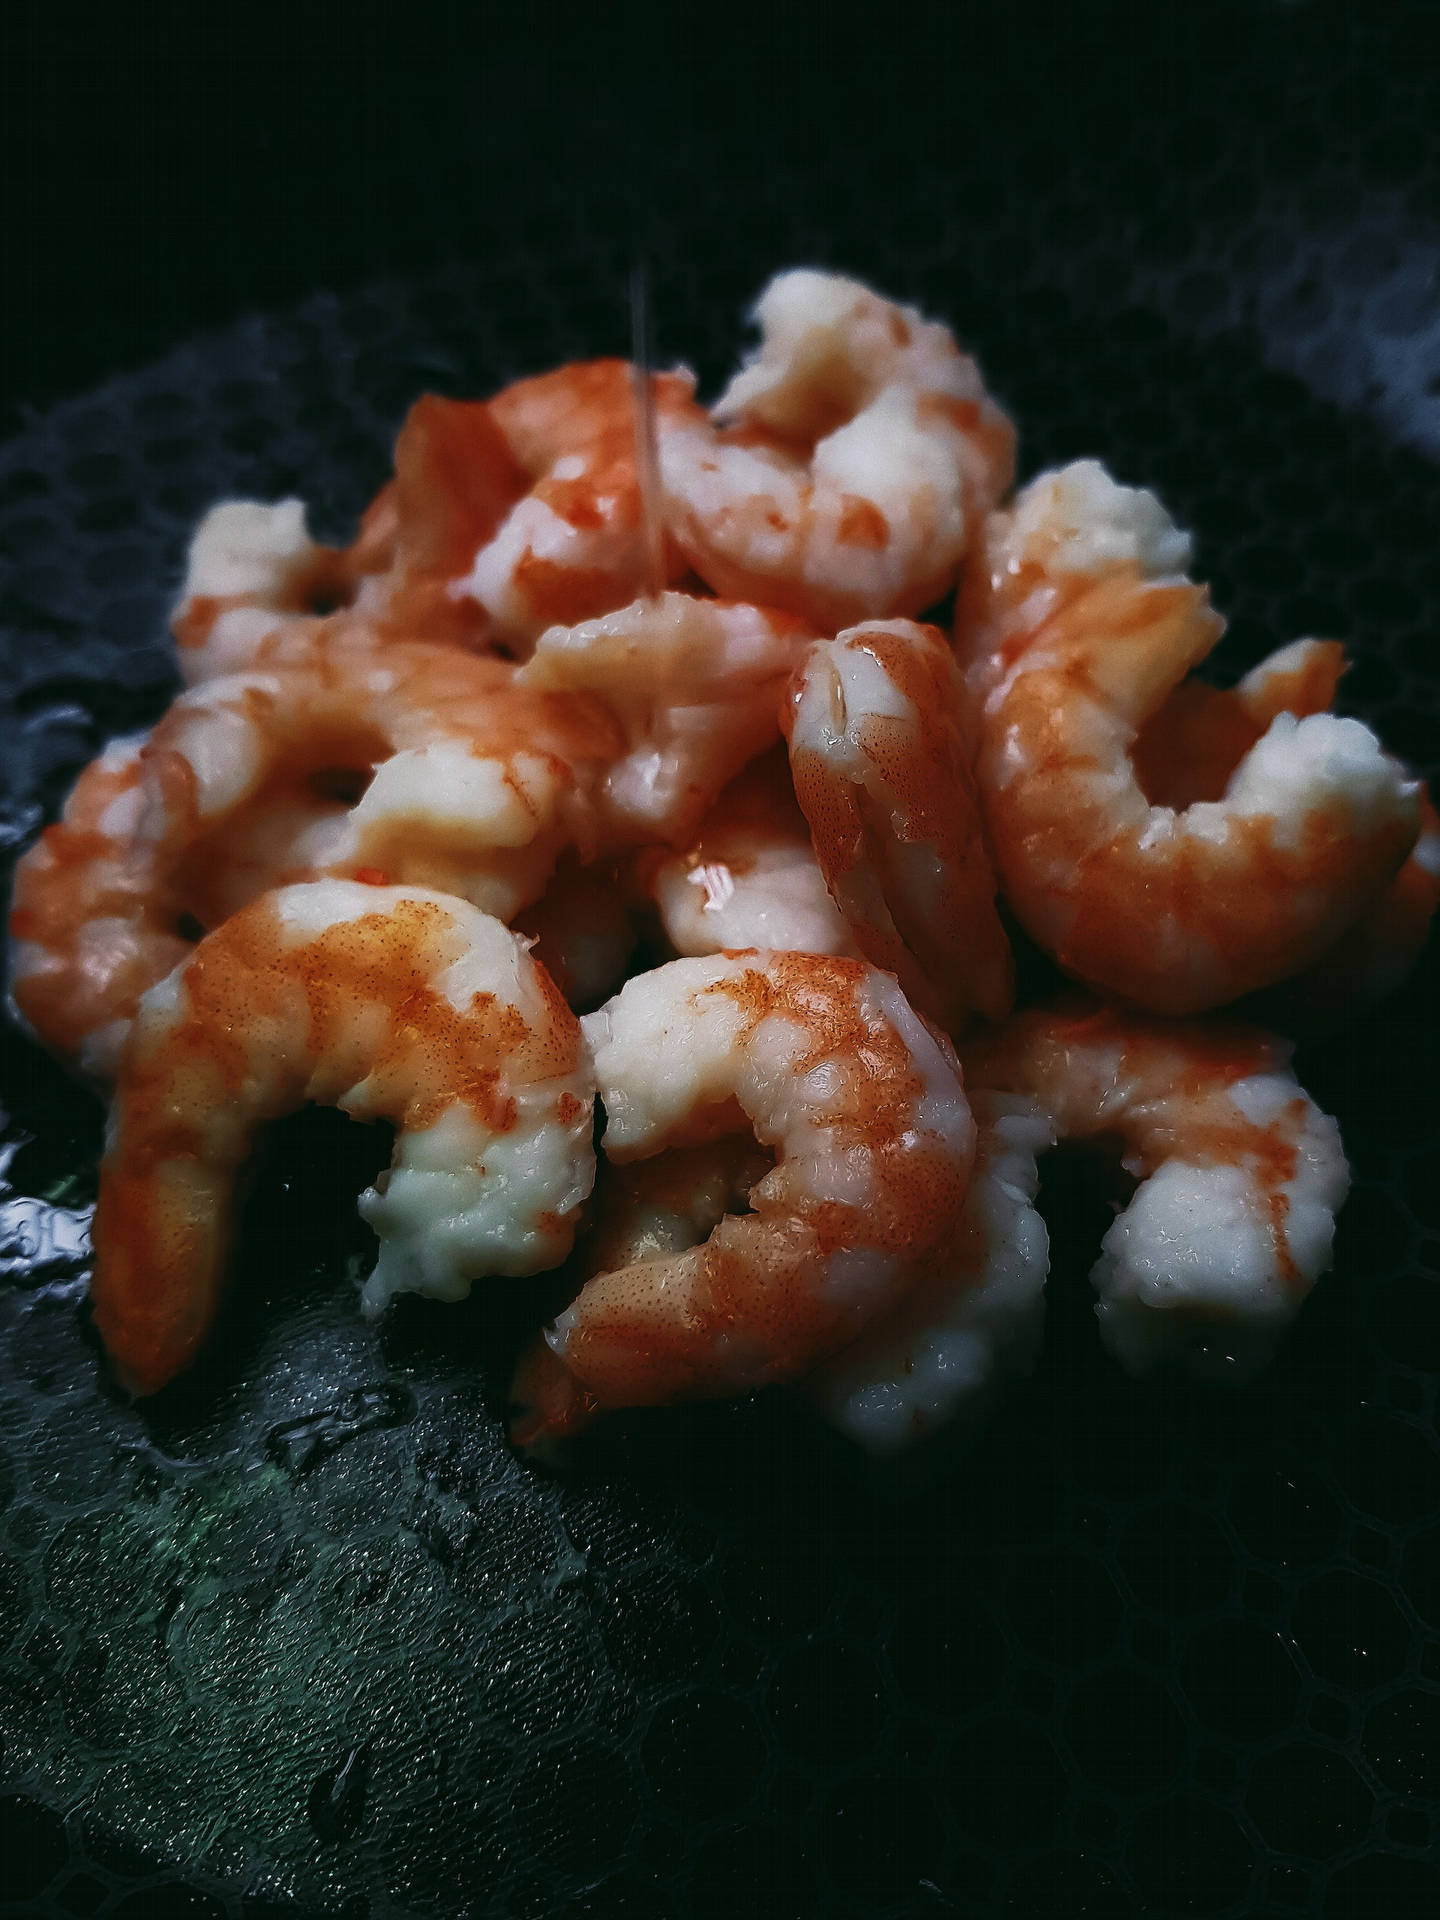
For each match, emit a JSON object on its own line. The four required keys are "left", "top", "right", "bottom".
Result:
{"left": 508, "top": 1338, "right": 602, "bottom": 1456}
{"left": 90, "top": 1154, "right": 236, "bottom": 1396}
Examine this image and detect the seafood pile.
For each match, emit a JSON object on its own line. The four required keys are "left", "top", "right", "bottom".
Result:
{"left": 8, "top": 270, "right": 1436, "bottom": 1459}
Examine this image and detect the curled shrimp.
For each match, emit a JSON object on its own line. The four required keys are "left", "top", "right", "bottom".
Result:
{"left": 8, "top": 641, "right": 620, "bottom": 1076}
{"left": 171, "top": 499, "right": 369, "bottom": 683}
{"left": 450, "top": 363, "right": 706, "bottom": 652}
{"left": 958, "top": 461, "right": 1420, "bottom": 1013}
{"left": 785, "top": 618, "right": 1012, "bottom": 1032}
{"left": 1132, "top": 637, "right": 1347, "bottom": 809}
{"left": 507, "top": 949, "right": 976, "bottom": 1452}
{"left": 1129, "top": 640, "right": 1439, "bottom": 1018}
{"left": 518, "top": 590, "right": 814, "bottom": 847}
{"left": 963, "top": 999, "right": 1349, "bottom": 1381}
{"left": 807, "top": 1091, "right": 1053, "bottom": 1453}
{"left": 660, "top": 270, "right": 1016, "bottom": 629}
{"left": 571, "top": 1138, "right": 779, "bottom": 1280}
{"left": 89, "top": 880, "right": 596, "bottom": 1395}
{"left": 646, "top": 749, "right": 860, "bottom": 960}
{"left": 9, "top": 736, "right": 191, "bottom": 1081}
{"left": 1293, "top": 787, "right": 1439, "bottom": 1012}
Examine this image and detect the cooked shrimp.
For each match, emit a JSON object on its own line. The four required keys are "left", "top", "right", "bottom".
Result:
{"left": 958, "top": 461, "right": 1420, "bottom": 1013}
{"left": 963, "top": 999, "right": 1349, "bottom": 1380}
{"left": 646, "top": 750, "right": 860, "bottom": 960}
{"left": 807, "top": 1092, "right": 1053, "bottom": 1453}
{"left": 1129, "top": 643, "right": 1438, "bottom": 1017}
{"left": 171, "top": 499, "right": 364, "bottom": 683}
{"left": 1132, "top": 637, "right": 1347, "bottom": 809}
{"left": 89, "top": 880, "right": 596, "bottom": 1395}
{"left": 9, "top": 642, "right": 621, "bottom": 1075}
{"left": 9, "top": 736, "right": 191, "bottom": 1081}
{"left": 450, "top": 362, "right": 706, "bottom": 652}
{"left": 660, "top": 270, "right": 1016, "bottom": 628}
{"left": 519, "top": 590, "right": 814, "bottom": 847}
{"left": 786, "top": 618, "right": 1012, "bottom": 1032}
{"left": 572, "top": 1138, "right": 778, "bottom": 1279}
{"left": 1293, "top": 787, "right": 1440, "bottom": 1011}
{"left": 507, "top": 949, "right": 976, "bottom": 1451}
{"left": 512, "top": 855, "right": 639, "bottom": 1011}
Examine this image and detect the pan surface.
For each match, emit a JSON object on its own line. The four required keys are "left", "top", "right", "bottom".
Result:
{"left": 2, "top": 9, "right": 1439, "bottom": 1916}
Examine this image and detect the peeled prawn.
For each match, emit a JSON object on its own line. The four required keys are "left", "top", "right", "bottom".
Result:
{"left": 660, "top": 270, "right": 1016, "bottom": 628}
{"left": 518, "top": 590, "right": 814, "bottom": 847}
{"left": 786, "top": 618, "right": 1012, "bottom": 1032}
{"left": 450, "top": 362, "right": 706, "bottom": 651}
{"left": 90, "top": 880, "right": 595, "bottom": 1395}
{"left": 508, "top": 949, "right": 976, "bottom": 1451}
{"left": 807, "top": 1092, "right": 1053, "bottom": 1453}
{"left": 171, "top": 499, "right": 366, "bottom": 684}
{"left": 1132, "top": 637, "right": 1347, "bottom": 810}
{"left": 8, "top": 641, "right": 620, "bottom": 1075}
{"left": 571, "top": 1137, "right": 778, "bottom": 1281}
{"left": 646, "top": 750, "right": 859, "bottom": 961}
{"left": 963, "top": 999, "right": 1349, "bottom": 1381}
{"left": 9, "top": 736, "right": 191, "bottom": 1081}
{"left": 1129, "top": 641, "right": 1439, "bottom": 1017}
{"left": 958, "top": 461, "right": 1420, "bottom": 1013}
{"left": 1293, "top": 787, "right": 1439, "bottom": 1011}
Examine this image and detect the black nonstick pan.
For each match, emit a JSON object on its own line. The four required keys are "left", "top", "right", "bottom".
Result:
{"left": 2, "top": 6, "right": 1438, "bottom": 1916}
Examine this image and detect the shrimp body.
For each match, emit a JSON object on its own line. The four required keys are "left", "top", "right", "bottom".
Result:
{"left": 9, "top": 736, "right": 191, "bottom": 1080}
{"left": 90, "top": 881, "right": 595, "bottom": 1395}
{"left": 964, "top": 1000, "right": 1349, "bottom": 1380}
{"left": 171, "top": 499, "right": 363, "bottom": 683}
{"left": 1295, "top": 788, "right": 1440, "bottom": 1010}
{"left": 573, "top": 1138, "right": 778, "bottom": 1279}
{"left": 660, "top": 271, "right": 1016, "bottom": 629}
{"left": 960, "top": 462, "right": 1419, "bottom": 1013}
{"left": 1129, "top": 641, "right": 1438, "bottom": 1018}
{"left": 451, "top": 363, "right": 705, "bottom": 651}
{"left": 10, "top": 642, "right": 620, "bottom": 1075}
{"left": 508, "top": 949, "right": 976, "bottom": 1450}
{"left": 808, "top": 1092, "right": 1053, "bottom": 1452}
{"left": 648, "top": 751, "right": 859, "bottom": 960}
{"left": 1132, "top": 637, "right": 1347, "bottom": 809}
{"left": 786, "top": 619, "right": 1012, "bottom": 1032}
{"left": 519, "top": 591, "right": 814, "bottom": 847}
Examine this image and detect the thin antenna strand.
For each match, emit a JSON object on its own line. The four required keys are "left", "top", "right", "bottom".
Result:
{"left": 629, "top": 262, "right": 666, "bottom": 602}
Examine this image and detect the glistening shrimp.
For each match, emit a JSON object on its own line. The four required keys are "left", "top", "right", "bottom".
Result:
{"left": 89, "top": 881, "right": 596, "bottom": 1396}
{"left": 450, "top": 362, "right": 707, "bottom": 651}
{"left": 660, "top": 270, "right": 1015, "bottom": 629}
{"left": 786, "top": 618, "right": 1012, "bottom": 1033}
{"left": 645, "top": 750, "right": 860, "bottom": 961}
{"left": 170, "top": 498, "right": 371, "bottom": 684}
{"left": 172, "top": 363, "right": 707, "bottom": 677}
{"left": 963, "top": 998, "right": 1349, "bottom": 1381}
{"left": 518, "top": 590, "right": 814, "bottom": 849}
{"left": 958, "top": 461, "right": 1420, "bottom": 1013}
{"left": 807, "top": 1091, "right": 1053, "bottom": 1454}
{"left": 1129, "top": 640, "right": 1439, "bottom": 1019}
{"left": 8, "top": 640, "right": 621, "bottom": 1076}
{"left": 507, "top": 949, "right": 976, "bottom": 1453}
{"left": 8, "top": 736, "right": 191, "bottom": 1081}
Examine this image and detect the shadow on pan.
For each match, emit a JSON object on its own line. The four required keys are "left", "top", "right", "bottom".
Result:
{"left": 3, "top": 7, "right": 1440, "bottom": 1917}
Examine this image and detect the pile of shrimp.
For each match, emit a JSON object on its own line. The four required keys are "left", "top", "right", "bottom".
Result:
{"left": 9, "top": 268, "right": 1434, "bottom": 1462}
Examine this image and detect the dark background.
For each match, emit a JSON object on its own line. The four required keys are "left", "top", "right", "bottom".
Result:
{"left": 11, "top": 0, "right": 1432, "bottom": 430}
{"left": 4, "top": 4, "right": 1440, "bottom": 1919}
